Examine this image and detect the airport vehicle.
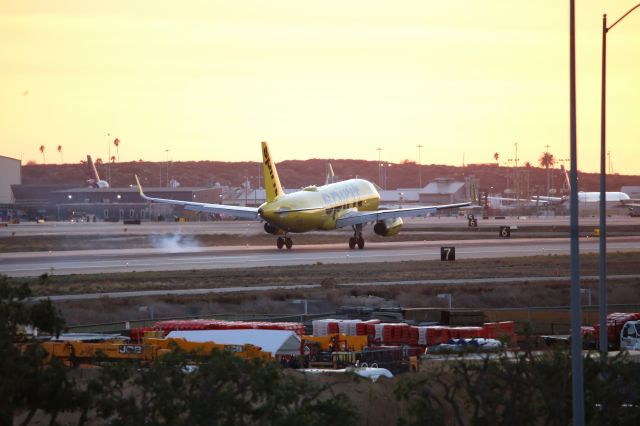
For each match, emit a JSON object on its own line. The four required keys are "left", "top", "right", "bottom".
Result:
{"left": 544, "top": 312, "right": 640, "bottom": 351}
{"left": 618, "top": 321, "right": 640, "bottom": 350}
{"left": 592, "top": 313, "right": 640, "bottom": 351}
{"left": 86, "top": 155, "right": 109, "bottom": 188}
{"left": 302, "top": 333, "right": 369, "bottom": 352}
{"left": 135, "top": 142, "right": 470, "bottom": 249}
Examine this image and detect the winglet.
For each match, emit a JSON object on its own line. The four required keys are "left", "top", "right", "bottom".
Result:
{"left": 134, "top": 175, "right": 148, "bottom": 200}
{"left": 261, "top": 141, "right": 284, "bottom": 202}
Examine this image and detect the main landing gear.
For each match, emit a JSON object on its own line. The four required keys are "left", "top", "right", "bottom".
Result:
{"left": 348, "top": 225, "right": 365, "bottom": 250}
{"left": 276, "top": 236, "right": 293, "bottom": 250}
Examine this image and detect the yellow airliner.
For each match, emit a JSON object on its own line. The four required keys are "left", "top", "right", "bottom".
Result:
{"left": 135, "top": 142, "right": 470, "bottom": 250}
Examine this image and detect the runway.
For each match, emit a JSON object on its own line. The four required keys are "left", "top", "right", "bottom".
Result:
{"left": 3, "top": 215, "right": 638, "bottom": 237}
{"left": 2, "top": 236, "right": 639, "bottom": 277}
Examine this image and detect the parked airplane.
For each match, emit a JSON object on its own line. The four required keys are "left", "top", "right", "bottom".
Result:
{"left": 134, "top": 142, "right": 470, "bottom": 250}
{"left": 533, "top": 165, "right": 633, "bottom": 207}
{"left": 86, "top": 155, "right": 109, "bottom": 188}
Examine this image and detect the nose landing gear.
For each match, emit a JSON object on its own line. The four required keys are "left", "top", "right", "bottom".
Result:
{"left": 349, "top": 225, "right": 365, "bottom": 250}
{"left": 276, "top": 236, "right": 293, "bottom": 250}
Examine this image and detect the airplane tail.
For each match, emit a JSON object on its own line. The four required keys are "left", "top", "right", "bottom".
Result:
{"left": 560, "top": 164, "right": 571, "bottom": 194}
{"left": 325, "top": 163, "right": 335, "bottom": 185}
{"left": 87, "top": 155, "right": 101, "bottom": 186}
{"left": 261, "top": 141, "right": 284, "bottom": 202}
{"left": 471, "top": 181, "right": 479, "bottom": 204}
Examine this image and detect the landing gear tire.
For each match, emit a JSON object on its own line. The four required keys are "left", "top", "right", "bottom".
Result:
{"left": 276, "top": 237, "right": 284, "bottom": 249}
{"left": 349, "top": 237, "right": 356, "bottom": 249}
{"left": 285, "top": 237, "right": 293, "bottom": 250}
{"left": 349, "top": 224, "right": 365, "bottom": 250}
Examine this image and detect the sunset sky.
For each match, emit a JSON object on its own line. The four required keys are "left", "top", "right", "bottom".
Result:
{"left": 1, "top": 1, "right": 639, "bottom": 175}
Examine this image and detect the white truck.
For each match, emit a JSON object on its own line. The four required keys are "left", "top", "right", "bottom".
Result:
{"left": 620, "top": 320, "right": 640, "bottom": 351}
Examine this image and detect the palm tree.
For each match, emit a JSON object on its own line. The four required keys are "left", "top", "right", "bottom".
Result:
{"left": 539, "top": 151, "right": 556, "bottom": 195}
{"left": 110, "top": 155, "right": 116, "bottom": 164}
{"left": 113, "top": 138, "right": 120, "bottom": 162}
{"left": 57, "top": 145, "right": 63, "bottom": 164}
{"left": 493, "top": 152, "right": 499, "bottom": 165}
{"left": 39, "top": 145, "right": 45, "bottom": 164}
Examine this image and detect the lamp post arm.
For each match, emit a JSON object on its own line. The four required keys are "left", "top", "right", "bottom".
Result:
{"left": 608, "top": 3, "right": 640, "bottom": 31}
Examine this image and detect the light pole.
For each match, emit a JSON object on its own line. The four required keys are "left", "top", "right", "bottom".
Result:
{"left": 568, "top": 2, "right": 584, "bottom": 424}
{"left": 107, "top": 132, "right": 111, "bottom": 184}
{"left": 376, "top": 147, "right": 383, "bottom": 189}
{"left": 599, "top": 3, "right": 640, "bottom": 362}
{"left": 417, "top": 144, "right": 423, "bottom": 187}
{"left": 580, "top": 288, "right": 592, "bottom": 306}
{"left": 165, "top": 149, "right": 170, "bottom": 187}
{"left": 437, "top": 293, "right": 452, "bottom": 309}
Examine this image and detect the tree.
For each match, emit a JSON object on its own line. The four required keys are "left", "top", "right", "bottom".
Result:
{"left": 539, "top": 151, "right": 555, "bottom": 169}
{"left": 493, "top": 152, "right": 499, "bottom": 164}
{"left": 0, "top": 277, "right": 70, "bottom": 425}
{"left": 539, "top": 151, "right": 556, "bottom": 195}
{"left": 110, "top": 155, "right": 116, "bottom": 164}
{"left": 57, "top": 145, "right": 63, "bottom": 164}
{"left": 91, "top": 349, "right": 359, "bottom": 425}
{"left": 39, "top": 145, "right": 45, "bottom": 164}
{"left": 395, "top": 347, "right": 640, "bottom": 425}
{"left": 113, "top": 138, "right": 120, "bottom": 162}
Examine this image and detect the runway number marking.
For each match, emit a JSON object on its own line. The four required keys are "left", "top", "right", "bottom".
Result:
{"left": 440, "top": 246, "right": 455, "bottom": 261}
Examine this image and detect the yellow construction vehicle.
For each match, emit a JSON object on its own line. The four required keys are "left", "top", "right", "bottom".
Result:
{"left": 37, "top": 336, "right": 271, "bottom": 367}
{"left": 302, "top": 333, "right": 369, "bottom": 352}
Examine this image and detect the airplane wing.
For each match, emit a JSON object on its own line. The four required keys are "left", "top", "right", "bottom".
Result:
{"left": 529, "top": 195, "right": 567, "bottom": 204}
{"left": 335, "top": 202, "right": 471, "bottom": 228}
{"left": 134, "top": 175, "right": 259, "bottom": 219}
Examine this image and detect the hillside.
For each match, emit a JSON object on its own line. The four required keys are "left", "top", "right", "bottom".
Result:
{"left": 21, "top": 159, "right": 640, "bottom": 195}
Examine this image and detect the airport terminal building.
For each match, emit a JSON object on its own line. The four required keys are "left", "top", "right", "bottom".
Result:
{"left": 49, "top": 187, "right": 223, "bottom": 221}
{"left": 10, "top": 184, "right": 222, "bottom": 222}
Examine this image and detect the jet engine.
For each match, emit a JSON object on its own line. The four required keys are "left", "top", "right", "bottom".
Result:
{"left": 373, "top": 217, "right": 403, "bottom": 237}
{"left": 264, "top": 223, "right": 284, "bottom": 235}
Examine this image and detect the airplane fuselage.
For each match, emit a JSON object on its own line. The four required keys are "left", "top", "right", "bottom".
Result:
{"left": 577, "top": 191, "right": 630, "bottom": 203}
{"left": 259, "top": 179, "right": 380, "bottom": 233}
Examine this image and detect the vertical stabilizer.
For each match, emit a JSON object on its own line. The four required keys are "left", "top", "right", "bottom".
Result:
{"left": 261, "top": 141, "right": 284, "bottom": 202}
{"left": 86, "top": 155, "right": 109, "bottom": 188}
{"left": 87, "top": 155, "right": 101, "bottom": 183}
{"left": 471, "top": 181, "right": 479, "bottom": 204}
{"left": 325, "top": 163, "right": 335, "bottom": 185}
{"left": 561, "top": 164, "right": 571, "bottom": 194}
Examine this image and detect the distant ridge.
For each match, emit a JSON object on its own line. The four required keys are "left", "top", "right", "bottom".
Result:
{"left": 21, "top": 159, "right": 640, "bottom": 194}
